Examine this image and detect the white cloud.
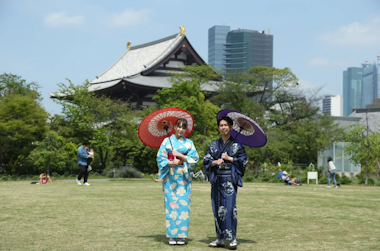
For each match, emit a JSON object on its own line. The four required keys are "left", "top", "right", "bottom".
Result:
{"left": 109, "top": 8, "right": 152, "bottom": 27}
{"left": 44, "top": 12, "right": 84, "bottom": 27}
{"left": 308, "top": 57, "right": 344, "bottom": 67}
{"left": 319, "top": 17, "right": 380, "bottom": 46}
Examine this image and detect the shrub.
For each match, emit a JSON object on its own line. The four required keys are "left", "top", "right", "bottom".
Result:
{"left": 120, "top": 166, "right": 143, "bottom": 178}
{"left": 319, "top": 177, "right": 328, "bottom": 184}
{"left": 340, "top": 174, "right": 352, "bottom": 185}
{"left": 269, "top": 176, "right": 282, "bottom": 183}
{"left": 106, "top": 166, "right": 142, "bottom": 178}
{"left": 355, "top": 173, "right": 364, "bottom": 179}
{"left": 358, "top": 178, "right": 376, "bottom": 186}
{"left": 244, "top": 176, "right": 254, "bottom": 182}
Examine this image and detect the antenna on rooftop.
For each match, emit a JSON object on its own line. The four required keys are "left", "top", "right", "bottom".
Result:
{"left": 366, "top": 57, "right": 369, "bottom": 67}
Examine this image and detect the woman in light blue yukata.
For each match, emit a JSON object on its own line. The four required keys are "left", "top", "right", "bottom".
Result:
{"left": 156, "top": 118, "right": 199, "bottom": 246}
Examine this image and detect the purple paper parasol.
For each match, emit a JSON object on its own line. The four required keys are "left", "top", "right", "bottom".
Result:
{"left": 217, "top": 109, "right": 267, "bottom": 148}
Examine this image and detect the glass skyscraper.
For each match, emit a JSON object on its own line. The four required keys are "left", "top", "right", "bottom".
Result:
{"left": 224, "top": 29, "right": 273, "bottom": 72}
{"left": 208, "top": 25, "right": 230, "bottom": 71}
{"left": 361, "top": 63, "right": 380, "bottom": 108}
{"left": 343, "top": 67, "right": 362, "bottom": 116}
{"left": 208, "top": 26, "right": 273, "bottom": 72}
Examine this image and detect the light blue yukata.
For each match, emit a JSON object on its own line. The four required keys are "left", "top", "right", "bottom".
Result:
{"left": 156, "top": 135, "right": 199, "bottom": 238}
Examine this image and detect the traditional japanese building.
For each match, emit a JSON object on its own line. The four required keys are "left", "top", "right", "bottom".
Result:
{"left": 50, "top": 27, "right": 219, "bottom": 108}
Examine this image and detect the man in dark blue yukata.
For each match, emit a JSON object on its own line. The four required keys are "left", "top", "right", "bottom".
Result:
{"left": 203, "top": 116, "right": 248, "bottom": 250}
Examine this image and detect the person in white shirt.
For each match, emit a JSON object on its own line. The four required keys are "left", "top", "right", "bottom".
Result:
{"left": 282, "top": 171, "right": 301, "bottom": 186}
{"left": 327, "top": 157, "right": 337, "bottom": 188}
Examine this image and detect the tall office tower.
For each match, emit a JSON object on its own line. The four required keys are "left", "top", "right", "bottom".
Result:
{"left": 343, "top": 67, "right": 363, "bottom": 116}
{"left": 223, "top": 28, "right": 273, "bottom": 72}
{"left": 208, "top": 25, "right": 230, "bottom": 71}
{"left": 361, "top": 56, "right": 380, "bottom": 108}
{"left": 323, "top": 95, "right": 343, "bottom": 116}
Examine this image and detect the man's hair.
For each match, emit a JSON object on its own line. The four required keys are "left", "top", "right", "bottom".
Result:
{"left": 175, "top": 118, "right": 188, "bottom": 129}
{"left": 327, "top": 157, "right": 333, "bottom": 162}
{"left": 217, "top": 116, "right": 233, "bottom": 127}
{"left": 83, "top": 140, "right": 90, "bottom": 146}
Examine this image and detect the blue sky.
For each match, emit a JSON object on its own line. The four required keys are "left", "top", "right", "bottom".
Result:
{"left": 1, "top": 0, "right": 379, "bottom": 115}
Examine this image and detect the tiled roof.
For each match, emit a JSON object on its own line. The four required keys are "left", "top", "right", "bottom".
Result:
{"left": 125, "top": 74, "right": 218, "bottom": 92}
{"left": 91, "top": 33, "right": 183, "bottom": 84}
{"left": 50, "top": 32, "right": 220, "bottom": 99}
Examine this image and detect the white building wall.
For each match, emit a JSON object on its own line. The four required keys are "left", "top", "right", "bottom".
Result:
{"left": 330, "top": 95, "right": 343, "bottom": 116}
{"left": 323, "top": 95, "right": 343, "bottom": 116}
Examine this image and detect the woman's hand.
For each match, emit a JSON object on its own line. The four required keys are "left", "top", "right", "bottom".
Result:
{"left": 172, "top": 149, "right": 184, "bottom": 159}
{"left": 169, "top": 158, "right": 180, "bottom": 167}
{"left": 221, "top": 152, "right": 233, "bottom": 162}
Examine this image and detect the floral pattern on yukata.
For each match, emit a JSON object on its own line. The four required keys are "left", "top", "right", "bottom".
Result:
{"left": 157, "top": 135, "right": 199, "bottom": 238}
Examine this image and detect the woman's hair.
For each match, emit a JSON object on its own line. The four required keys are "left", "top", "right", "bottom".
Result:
{"left": 217, "top": 116, "right": 233, "bottom": 127}
{"left": 327, "top": 157, "right": 333, "bottom": 162}
{"left": 175, "top": 118, "right": 188, "bottom": 129}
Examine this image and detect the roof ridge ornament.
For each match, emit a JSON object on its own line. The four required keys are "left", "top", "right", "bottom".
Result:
{"left": 127, "top": 41, "right": 132, "bottom": 50}
{"left": 179, "top": 25, "right": 185, "bottom": 35}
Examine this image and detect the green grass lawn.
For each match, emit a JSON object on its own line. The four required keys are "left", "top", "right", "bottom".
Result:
{"left": 0, "top": 180, "right": 379, "bottom": 251}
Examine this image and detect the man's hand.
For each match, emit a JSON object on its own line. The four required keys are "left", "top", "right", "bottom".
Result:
{"left": 211, "top": 158, "right": 224, "bottom": 167}
{"left": 215, "top": 159, "right": 224, "bottom": 165}
{"left": 221, "top": 152, "right": 233, "bottom": 162}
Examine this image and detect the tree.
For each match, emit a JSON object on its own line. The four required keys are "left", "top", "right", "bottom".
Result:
{"left": 0, "top": 73, "right": 41, "bottom": 100}
{"left": 213, "top": 66, "right": 342, "bottom": 167}
{"left": 53, "top": 80, "right": 135, "bottom": 172}
{"left": 28, "top": 130, "right": 77, "bottom": 174}
{"left": 0, "top": 94, "right": 48, "bottom": 173}
{"left": 152, "top": 64, "right": 221, "bottom": 168}
{"left": 344, "top": 124, "right": 380, "bottom": 184}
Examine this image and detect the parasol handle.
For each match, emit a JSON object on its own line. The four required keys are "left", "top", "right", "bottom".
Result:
{"left": 164, "top": 125, "right": 174, "bottom": 150}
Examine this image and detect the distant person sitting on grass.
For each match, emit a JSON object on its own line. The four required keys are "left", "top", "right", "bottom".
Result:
{"left": 282, "top": 171, "right": 301, "bottom": 186}
{"left": 277, "top": 169, "right": 283, "bottom": 180}
{"left": 39, "top": 171, "right": 53, "bottom": 184}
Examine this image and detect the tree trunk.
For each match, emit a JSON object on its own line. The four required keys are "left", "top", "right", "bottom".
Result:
{"left": 365, "top": 146, "right": 370, "bottom": 185}
{"left": 99, "top": 147, "right": 108, "bottom": 172}
{"left": 99, "top": 147, "right": 105, "bottom": 172}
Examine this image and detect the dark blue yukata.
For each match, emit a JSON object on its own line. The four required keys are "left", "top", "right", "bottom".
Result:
{"left": 203, "top": 137, "right": 248, "bottom": 241}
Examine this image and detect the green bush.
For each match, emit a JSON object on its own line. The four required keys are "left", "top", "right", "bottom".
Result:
{"left": 358, "top": 178, "right": 376, "bottom": 186}
{"left": 300, "top": 177, "right": 307, "bottom": 183}
{"left": 319, "top": 177, "right": 328, "bottom": 184}
{"left": 106, "top": 166, "right": 142, "bottom": 178}
{"left": 355, "top": 173, "right": 365, "bottom": 179}
{"left": 340, "top": 174, "right": 352, "bottom": 185}
{"left": 120, "top": 166, "right": 142, "bottom": 178}
{"left": 269, "top": 176, "right": 282, "bottom": 183}
{"left": 244, "top": 176, "right": 254, "bottom": 182}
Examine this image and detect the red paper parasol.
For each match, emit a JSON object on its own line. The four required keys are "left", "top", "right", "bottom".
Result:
{"left": 138, "top": 107, "right": 194, "bottom": 149}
